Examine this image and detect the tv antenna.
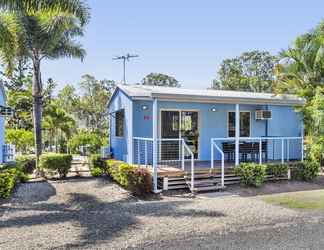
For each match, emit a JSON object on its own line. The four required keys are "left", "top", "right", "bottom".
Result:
{"left": 113, "top": 53, "right": 139, "bottom": 84}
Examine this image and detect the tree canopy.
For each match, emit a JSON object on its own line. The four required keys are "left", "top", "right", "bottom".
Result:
{"left": 0, "top": 0, "right": 90, "bottom": 166}
{"left": 213, "top": 50, "right": 277, "bottom": 92}
{"left": 142, "top": 73, "right": 180, "bottom": 87}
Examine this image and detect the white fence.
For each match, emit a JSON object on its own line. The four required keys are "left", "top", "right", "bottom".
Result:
{"left": 3, "top": 144, "right": 16, "bottom": 162}
{"left": 211, "top": 137, "right": 304, "bottom": 165}
{"left": 133, "top": 137, "right": 196, "bottom": 191}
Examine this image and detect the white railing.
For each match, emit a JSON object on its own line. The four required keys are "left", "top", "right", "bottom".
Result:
{"left": 211, "top": 139, "right": 225, "bottom": 187}
{"left": 133, "top": 137, "right": 154, "bottom": 166}
{"left": 211, "top": 136, "right": 303, "bottom": 165}
{"left": 100, "top": 146, "right": 111, "bottom": 159}
{"left": 133, "top": 137, "right": 195, "bottom": 192}
{"left": 3, "top": 144, "right": 16, "bottom": 162}
{"left": 182, "top": 139, "right": 195, "bottom": 191}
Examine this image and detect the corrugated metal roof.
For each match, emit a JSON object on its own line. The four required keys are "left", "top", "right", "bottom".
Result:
{"left": 116, "top": 84, "right": 304, "bottom": 105}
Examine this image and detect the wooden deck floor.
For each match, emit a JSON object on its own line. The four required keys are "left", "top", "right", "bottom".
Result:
{"left": 142, "top": 160, "right": 297, "bottom": 178}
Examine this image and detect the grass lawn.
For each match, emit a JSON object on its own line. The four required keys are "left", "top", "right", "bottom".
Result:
{"left": 262, "top": 189, "right": 324, "bottom": 211}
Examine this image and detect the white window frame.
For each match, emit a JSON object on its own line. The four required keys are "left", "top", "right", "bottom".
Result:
{"left": 115, "top": 109, "right": 125, "bottom": 138}
{"left": 227, "top": 111, "right": 252, "bottom": 138}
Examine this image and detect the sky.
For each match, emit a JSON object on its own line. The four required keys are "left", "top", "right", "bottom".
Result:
{"left": 42, "top": 0, "right": 324, "bottom": 91}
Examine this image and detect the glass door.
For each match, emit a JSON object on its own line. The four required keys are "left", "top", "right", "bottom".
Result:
{"left": 181, "top": 111, "right": 199, "bottom": 159}
{"left": 160, "top": 111, "right": 180, "bottom": 160}
{"left": 160, "top": 110, "right": 199, "bottom": 160}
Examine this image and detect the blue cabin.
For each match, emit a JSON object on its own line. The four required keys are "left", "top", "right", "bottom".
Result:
{"left": 108, "top": 84, "right": 304, "bottom": 192}
{"left": 0, "top": 84, "right": 14, "bottom": 163}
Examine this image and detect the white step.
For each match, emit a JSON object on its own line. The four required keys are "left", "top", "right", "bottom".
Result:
{"left": 192, "top": 185, "right": 225, "bottom": 192}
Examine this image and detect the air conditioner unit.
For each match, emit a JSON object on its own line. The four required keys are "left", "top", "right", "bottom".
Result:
{"left": 255, "top": 110, "right": 272, "bottom": 120}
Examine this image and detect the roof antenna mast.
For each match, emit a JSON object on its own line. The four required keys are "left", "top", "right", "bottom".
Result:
{"left": 113, "top": 53, "right": 139, "bottom": 84}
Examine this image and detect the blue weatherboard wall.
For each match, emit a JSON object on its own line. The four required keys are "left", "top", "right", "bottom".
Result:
{"left": 132, "top": 100, "right": 303, "bottom": 161}
{"left": 109, "top": 89, "right": 132, "bottom": 162}
{"left": 0, "top": 89, "right": 5, "bottom": 163}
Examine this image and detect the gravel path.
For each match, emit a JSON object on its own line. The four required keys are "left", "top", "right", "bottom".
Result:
{"left": 1, "top": 177, "right": 323, "bottom": 249}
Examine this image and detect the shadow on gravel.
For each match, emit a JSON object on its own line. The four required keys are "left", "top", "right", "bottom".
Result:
{"left": 1, "top": 191, "right": 226, "bottom": 249}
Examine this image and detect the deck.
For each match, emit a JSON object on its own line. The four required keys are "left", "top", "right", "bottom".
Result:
{"left": 142, "top": 160, "right": 297, "bottom": 178}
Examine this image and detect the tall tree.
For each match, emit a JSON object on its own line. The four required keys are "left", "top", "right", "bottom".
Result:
{"left": 213, "top": 50, "right": 277, "bottom": 92}
{"left": 275, "top": 21, "right": 324, "bottom": 163}
{"left": 0, "top": 0, "right": 90, "bottom": 167}
{"left": 142, "top": 73, "right": 180, "bottom": 87}
{"left": 77, "top": 74, "right": 114, "bottom": 133}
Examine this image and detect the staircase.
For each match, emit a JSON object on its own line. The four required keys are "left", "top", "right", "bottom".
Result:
{"left": 157, "top": 168, "right": 240, "bottom": 192}
{"left": 185, "top": 171, "right": 225, "bottom": 193}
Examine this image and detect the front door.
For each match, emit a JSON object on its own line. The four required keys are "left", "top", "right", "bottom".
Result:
{"left": 160, "top": 110, "right": 199, "bottom": 160}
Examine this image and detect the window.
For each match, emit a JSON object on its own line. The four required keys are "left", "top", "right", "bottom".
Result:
{"left": 228, "top": 111, "right": 251, "bottom": 137}
{"left": 115, "top": 109, "right": 124, "bottom": 137}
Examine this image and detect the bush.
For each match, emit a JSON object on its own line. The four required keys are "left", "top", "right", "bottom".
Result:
{"left": 0, "top": 171, "right": 16, "bottom": 198}
{"left": 266, "top": 163, "right": 288, "bottom": 179}
{"left": 234, "top": 163, "right": 267, "bottom": 187}
{"left": 89, "top": 154, "right": 108, "bottom": 176}
{"left": 291, "top": 161, "right": 320, "bottom": 181}
{"left": 106, "top": 160, "right": 151, "bottom": 195}
{"left": 16, "top": 155, "right": 36, "bottom": 174}
{"left": 67, "top": 130, "right": 105, "bottom": 154}
{"left": 40, "top": 154, "right": 73, "bottom": 178}
{"left": 90, "top": 167, "right": 104, "bottom": 177}
{"left": 0, "top": 167, "right": 29, "bottom": 199}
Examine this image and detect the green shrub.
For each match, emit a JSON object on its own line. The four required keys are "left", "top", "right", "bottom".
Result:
{"left": 106, "top": 160, "right": 151, "bottom": 195}
{"left": 0, "top": 171, "right": 16, "bottom": 198}
{"left": 67, "top": 130, "right": 105, "bottom": 154}
{"left": 0, "top": 167, "right": 29, "bottom": 199}
{"left": 267, "top": 163, "right": 289, "bottom": 179}
{"left": 291, "top": 161, "right": 320, "bottom": 181}
{"left": 16, "top": 155, "right": 36, "bottom": 174}
{"left": 90, "top": 167, "right": 104, "bottom": 177}
{"left": 89, "top": 154, "right": 108, "bottom": 176}
{"left": 40, "top": 154, "right": 73, "bottom": 178}
{"left": 235, "top": 163, "right": 267, "bottom": 187}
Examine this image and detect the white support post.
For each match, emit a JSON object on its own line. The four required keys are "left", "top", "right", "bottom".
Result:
{"left": 259, "top": 138, "right": 262, "bottom": 164}
{"left": 287, "top": 139, "right": 289, "bottom": 162}
{"left": 191, "top": 154, "right": 194, "bottom": 192}
{"left": 144, "top": 140, "right": 148, "bottom": 166}
{"left": 152, "top": 98, "right": 158, "bottom": 193}
{"left": 281, "top": 138, "right": 284, "bottom": 164}
{"left": 211, "top": 139, "right": 214, "bottom": 169}
{"left": 137, "top": 140, "right": 140, "bottom": 165}
{"left": 181, "top": 140, "right": 185, "bottom": 170}
{"left": 128, "top": 99, "right": 134, "bottom": 164}
{"left": 221, "top": 151, "right": 224, "bottom": 187}
{"left": 235, "top": 104, "right": 240, "bottom": 166}
{"left": 301, "top": 137, "right": 304, "bottom": 162}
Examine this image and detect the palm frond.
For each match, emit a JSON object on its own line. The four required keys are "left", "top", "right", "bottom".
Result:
{"left": 0, "top": 0, "right": 90, "bottom": 26}
{"left": 46, "top": 39, "right": 85, "bottom": 61}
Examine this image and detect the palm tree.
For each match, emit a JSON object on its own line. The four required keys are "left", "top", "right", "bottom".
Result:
{"left": 43, "top": 103, "right": 76, "bottom": 152}
{"left": 0, "top": 0, "right": 90, "bottom": 167}
{"left": 274, "top": 21, "right": 324, "bottom": 100}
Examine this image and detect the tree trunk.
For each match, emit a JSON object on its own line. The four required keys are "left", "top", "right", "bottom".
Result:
{"left": 32, "top": 58, "right": 43, "bottom": 169}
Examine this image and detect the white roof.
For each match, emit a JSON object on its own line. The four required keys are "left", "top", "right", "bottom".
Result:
{"left": 116, "top": 84, "right": 304, "bottom": 105}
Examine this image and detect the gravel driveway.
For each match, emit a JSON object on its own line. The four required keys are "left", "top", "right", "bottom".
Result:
{"left": 1, "top": 177, "right": 323, "bottom": 249}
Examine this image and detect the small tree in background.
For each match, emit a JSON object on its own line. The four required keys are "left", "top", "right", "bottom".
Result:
{"left": 142, "top": 73, "right": 180, "bottom": 87}
{"left": 213, "top": 50, "right": 277, "bottom": 92}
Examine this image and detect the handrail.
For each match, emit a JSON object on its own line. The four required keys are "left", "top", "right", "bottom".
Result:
{"left": 182, "top": 139, "right": 195, "bottom": 192}
{"left": 211, "top": 136, "right": 304, "bottom": 165}
{"left": 133, "top": 137, "right": 154, "bottom": 141}
{"left": 211, "top": 139, "right": 225, "bottom": 187}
